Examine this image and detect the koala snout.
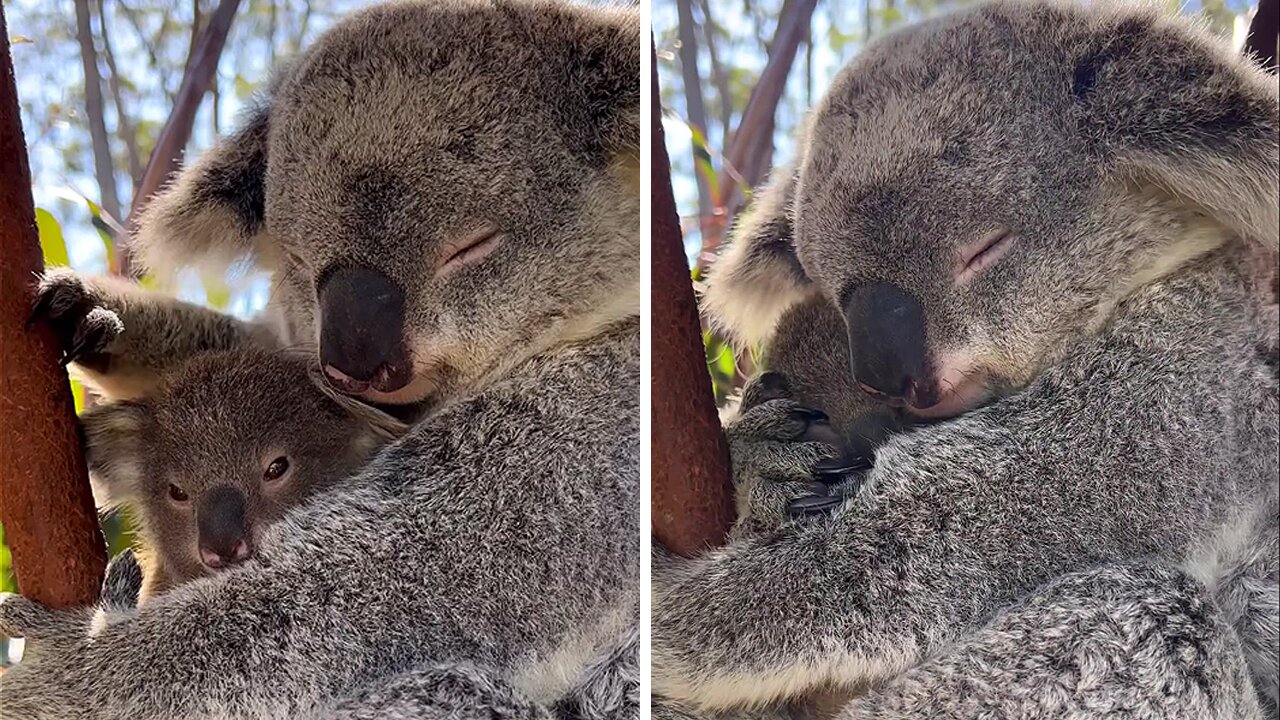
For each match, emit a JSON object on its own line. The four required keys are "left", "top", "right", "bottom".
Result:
{"left": 844, "top": 282, "right": 938, "bottom": 409}
{"left": 197, "top": 486, "right": 254, "bottom": 569}
{"left": 317, "top": 265, "right": 414, "bottom": 394}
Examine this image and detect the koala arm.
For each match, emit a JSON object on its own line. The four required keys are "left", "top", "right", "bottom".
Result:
{"left": 31, "top": 269, "right": 280, "bottom": 399}
{"left": 0, "top": 332, "right": 638, "bottom": 720}
{"left": 653, "top": 257, "right": 1277, "bottom": 710}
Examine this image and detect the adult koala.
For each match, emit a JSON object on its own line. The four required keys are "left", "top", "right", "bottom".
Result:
{"left": 654, "top": 1, "right": 1278, "bottom": 718}
{"left": 0, "top": 1, "right": 639, "bottom": 718}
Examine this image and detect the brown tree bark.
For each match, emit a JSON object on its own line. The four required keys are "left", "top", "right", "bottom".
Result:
{"left": 1246, "top": 0, "right": 1278, "bottom": 71}
{"left": 651, "top": 52, "right": 736, "bottom": 557}
{"left": 118, "top": 0, "right": 243, "bottom": 277}
{"left": 697, "top": 0, "right": 818, "bottom": 270}
{"left": 75, "top": 0, "right": 122, "bottom": 221}
{"left": 0, "top": 5, "right": 108, "bottom": 609}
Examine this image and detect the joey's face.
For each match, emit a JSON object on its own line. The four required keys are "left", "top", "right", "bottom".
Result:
{"left": 792, "top": 2, "right": 1266, "bottom": 417}
{"left": 132, "top": 352, "right": 383, "bottom": 582}
{"left": 258, "top": 2, "right": 639, "bottom": 406}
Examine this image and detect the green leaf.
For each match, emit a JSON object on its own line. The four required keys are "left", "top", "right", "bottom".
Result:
{"left": 83, "top": 197, "right": 116, "bottom": 268}
{"left": 35, "top": 208, "right": 69, "bottom": 268}
{"left": 204, "top": 276, "right": 232, "bottom": 310}
{"left": 71, "top": 378, "right": 85, "bottom": 415}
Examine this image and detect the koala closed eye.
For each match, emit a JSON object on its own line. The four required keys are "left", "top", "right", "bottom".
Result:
{"left": 436, "top": 226, "right": 505, "bottom": 279}
{"left": 955, "top": 228, "right": 1014, "bottom": 284}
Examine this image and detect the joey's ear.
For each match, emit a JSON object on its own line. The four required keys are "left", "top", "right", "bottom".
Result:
{"left": 1075, "top": 7, "right": 1279, "bottom": 251}
{"left": 133, "top": 98, "right": 273, "bottom": 274}
{"left": 552, "top": 4, "right": 640, "bottom": 164}
{"left": 702, "top": 164, "right": 813, "bottom": 348}
{"left": 79, "top": 401, "right": 148, "bottom": 510}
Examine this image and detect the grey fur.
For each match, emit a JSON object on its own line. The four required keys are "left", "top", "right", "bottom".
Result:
{"left": 0, "top": 0, "right": 638, "bottom": 717}
{"left": 659, "top": 0, "right": 1278, "bottom": 717}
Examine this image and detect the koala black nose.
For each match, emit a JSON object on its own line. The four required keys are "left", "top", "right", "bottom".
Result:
{"left": 317, "top": 266, "right": 413, "bottom": 394}
{"left": 197, "top": 486, "right": 253, "bottom": 569}
{"left": 843, "top": 282, "right": 937, "bottom": 408}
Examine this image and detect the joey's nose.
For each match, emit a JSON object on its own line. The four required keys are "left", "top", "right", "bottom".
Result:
{"left": 844, "top": 282, "right": 938, "bottom": 407}
{"left": 200, "top": 540, "right": 251, "bottom": 569}
{"left": 317, "top": 266, "right": 413, "bottom": 394}
{"left": 197, "top": 487, "right": 253, "bottom": 569}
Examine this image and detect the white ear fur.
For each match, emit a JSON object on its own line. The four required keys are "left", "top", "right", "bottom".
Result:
{"left": 702, "top": 166, "right": 813, "bottom": 348}
{"left": 80, "top": 401, "right": 148, "bottom": 511}
{"left": 132, "top": 103, "right": 273, "bottom": 276}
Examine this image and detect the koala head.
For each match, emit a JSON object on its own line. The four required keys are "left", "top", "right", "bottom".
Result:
{"left": 80, "top": 350, "right": 395, "bottom": 584}
{"left": 707, "top": 0, "right": 1278, "bottom": 418}
{"left": 137, "top": 0, "right": 640, "bottom": 406}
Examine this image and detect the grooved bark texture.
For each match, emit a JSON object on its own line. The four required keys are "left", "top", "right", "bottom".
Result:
{"left": 0, "top": 5, "right": 108, "bottom": 608}
{"left": 651, "top": 53, "right": 735, "bottom": 557}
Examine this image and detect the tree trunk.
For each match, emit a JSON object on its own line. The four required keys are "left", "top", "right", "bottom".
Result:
{"left": 1246, "top": 0, "right": 1278, "bottom": 71}
{"left": 74, "top": 0, "right": 122, "bottom": 221}
{"left": 119, "top": 0, "right": 243, "bottom": 277}
{"left": 697, "top": 0, "right": 818, "bottom": 270}
{"left": 0, "top": 4, "right": 108, "bottom": 609}
{"left": 651, "top": 51, "right": 736, "bottom": 557}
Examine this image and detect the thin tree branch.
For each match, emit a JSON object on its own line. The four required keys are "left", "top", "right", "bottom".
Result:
{"left": 98, "top": 0, "right": 144, "bottom": 192}
{"left": 651, "top": 47, "right": 736, "bottom": 557}
{"left": 697, "top": 0, "right": 818, "bottom": 270}
{"left": 1245, "top": 0, "right": 1278, "bottom": 71}
{"left": 116, "top": 0, "right": 177, "bottom": 103}
{"left": 697, "top": 0, "right": 733, "bottom": 140}
{"left": 0, "top": 4, "right": 108, "bottom": 608}
{"left": 75, "top": 0, "right": 122, "bottom": 220}
{"left": 676, "top": 0, "right": 714, "bottom": 225}
{"left": 120, "top": 0, "right": 243, "bottom": 276}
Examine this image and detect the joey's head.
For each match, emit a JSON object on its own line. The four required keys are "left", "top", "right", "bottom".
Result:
{"left": 709, "top": 0, "right": 1278, "bottom": 418}
{"left": 81, "top": 350, "right": 394, "bottom": 584}
{"left": 137, "top": 0, "right": 640, "bottom": 406}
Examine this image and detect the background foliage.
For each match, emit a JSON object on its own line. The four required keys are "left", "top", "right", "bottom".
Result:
{"left": 653, "top": 0, "right": 1260, "bottom": 403}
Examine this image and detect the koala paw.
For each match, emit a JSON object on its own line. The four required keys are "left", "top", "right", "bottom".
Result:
{"left": 28, "top": 270, "right": 123, "bottom": 366}
{"left": 726, "top": 372, "right": 872, "bottom": 533}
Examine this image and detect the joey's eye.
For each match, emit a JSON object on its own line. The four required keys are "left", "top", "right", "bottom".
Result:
{"left": 264, "top": 457, "right": 290, "bottom": 481}
{"left": 957, "top": 228, "right": 1014, "bottom": 284}
{"left": 168, "top": 484, "right": 190, "bottom": 502}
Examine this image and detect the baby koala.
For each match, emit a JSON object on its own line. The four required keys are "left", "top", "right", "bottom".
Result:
{"left": 80, "top": 349, "right": 400, "bottom": 602}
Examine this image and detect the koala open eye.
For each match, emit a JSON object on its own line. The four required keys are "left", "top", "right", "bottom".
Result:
{"left": 436, "top": 226, "right": 504, "bottom": 279}
{"left": 264, "top": 457, "right": 291, "bottom": 482}
{"left": 168, "top": 484, "right": 190, "bottom": 503}
{"left": 956, "top": 228, "right": 1015, "bottom": 285}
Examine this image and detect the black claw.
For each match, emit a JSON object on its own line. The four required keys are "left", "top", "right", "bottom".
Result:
{"left": 814, "top": 454, "right": 874, "bottom": 475}
{"left": 26, "top": 294, "right": 53, "bottom": 329}
{"left": 63, "top": 338, "right": 88, "bottom": 365}
{"left": 788, "top": 494, "right": 844, "bottom": 517}
{"left": 790, "top": 407, "right": 829, "bottom": 424}
{"left": 754, "top": 371, "right": 791, "bottom": 397}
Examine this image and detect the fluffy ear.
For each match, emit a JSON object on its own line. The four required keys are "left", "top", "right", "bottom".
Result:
{"left": 133, "top": 98, "right": 273, "bottom": 274}
{"left": 549, "top": 3, "right": 640, "bottom": 164}
{"left": 1076, "top": 5, "right": 1279, "bottom": 252}
{"left": 702, "top": 164, "right": 814, "bottom": 348}
{"left": 79, "top": 401, "right": 148, "bottom": 510}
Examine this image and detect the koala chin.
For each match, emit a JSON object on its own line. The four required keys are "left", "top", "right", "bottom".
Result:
{"left": 664, "top": 0, "right": 1279, "bottom": 717}
{"left": 0, "top": 2, "right": 640, "bottom": 719}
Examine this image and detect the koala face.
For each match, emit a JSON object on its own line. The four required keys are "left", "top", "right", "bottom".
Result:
{"left": 138, "top": 0, "right": 640, "bottom": 406}
{"left": 710, "top": 0, "right": 1277, "bottom": 419}
{"left": 81, "top": 351, "right": 388, "bottom": 583}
